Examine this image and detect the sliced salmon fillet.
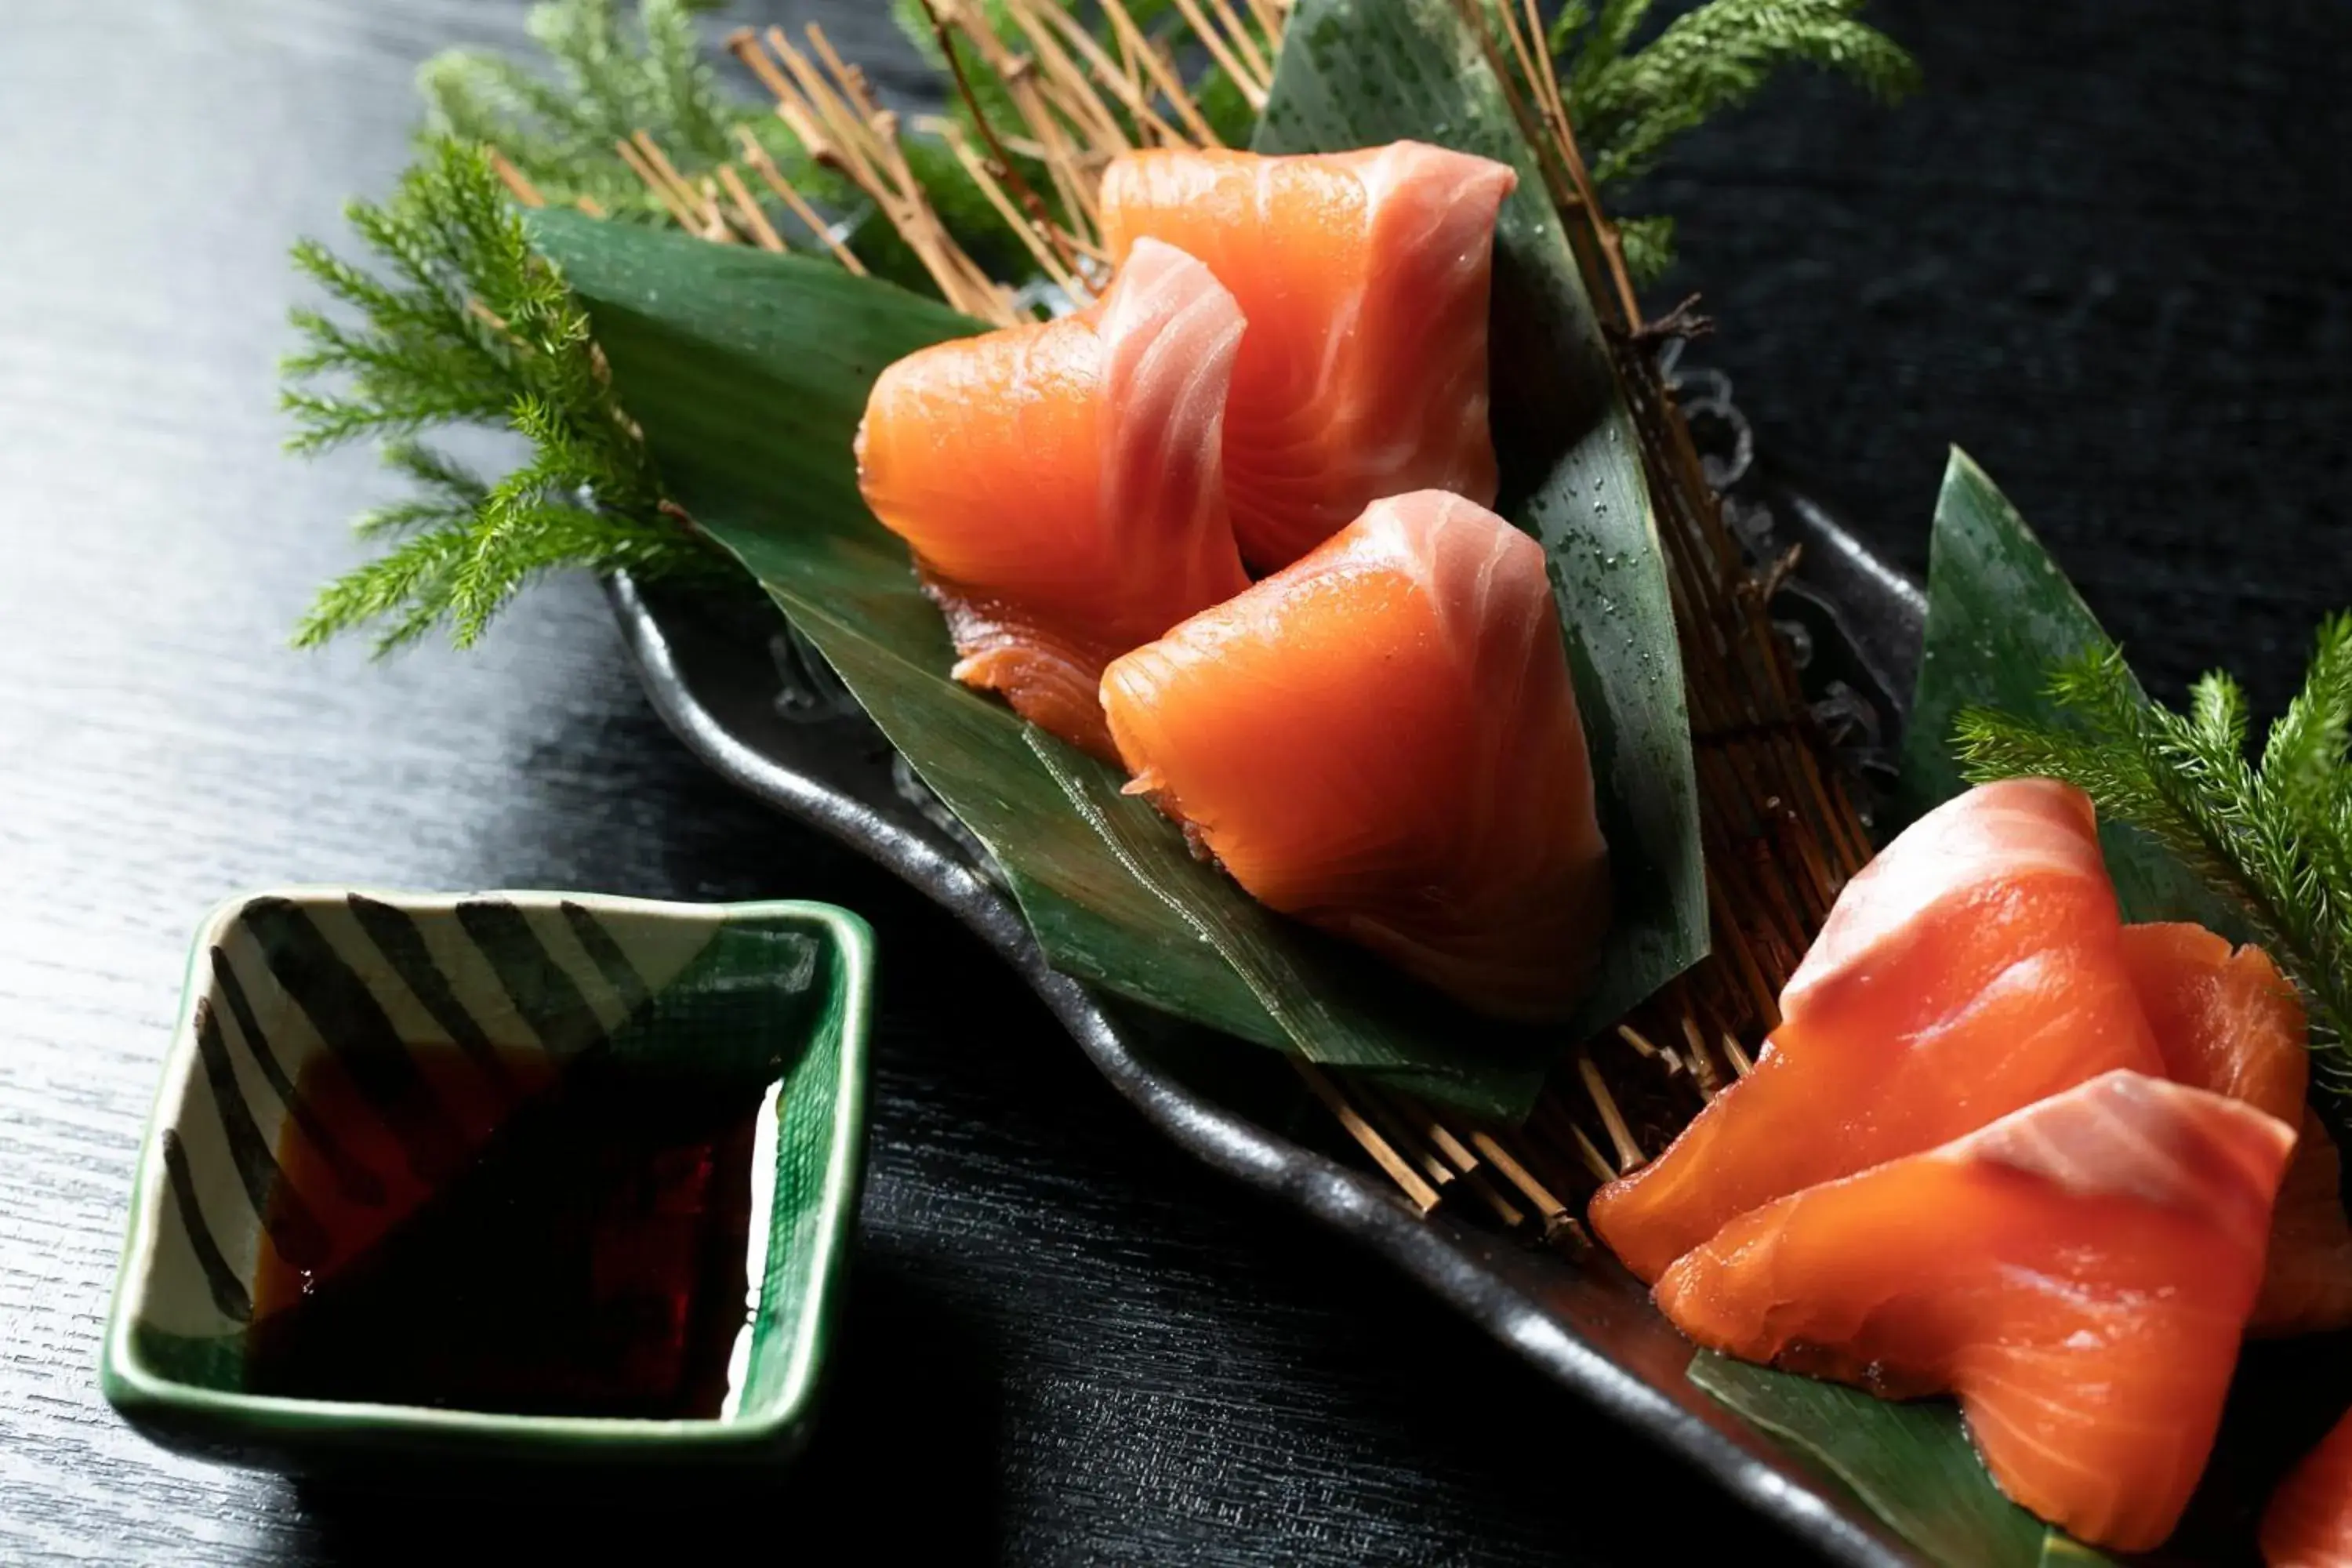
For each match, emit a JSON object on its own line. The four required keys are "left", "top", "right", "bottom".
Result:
{"left": 1099, "top": 143, "right": 1515, "bottom": 571}
{"left": 1590, "top": 779, "right": 2166, "bottom": 1280}
{"left": 1657, "top": 1070, "right": 2294, "bottom": 1553}
{"left": 2123, "top": 922, "right": 2308, "bottom": 1121}
{"left": 2118, "top": 923, "right": 2352, "bottom": 1334}
{"left": 856, "top": 238, "right": 1250, "bottom": 757}
{"left": 1098, "top": 490, "right": 1609, "bottom": 1020}
{"left": 2258, "top": 1111, "right": 2352, "bottom": 1335}
{"left": 2263, "top": 1403, "right": 2352, "bottom": 1567}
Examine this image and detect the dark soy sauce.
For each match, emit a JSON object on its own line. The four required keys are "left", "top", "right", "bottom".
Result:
{"left": 245, "top": 1043, "right": 767, "bottom": 1420}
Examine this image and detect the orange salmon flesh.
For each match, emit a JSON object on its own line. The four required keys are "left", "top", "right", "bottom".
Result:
{"left": 1656, "top": 1071, "right": 2292, "bottom": 1553}
{"left": 1101, "top": 143, "right": 1515, "bottom": 572}
{"left": 2118, "top": 923, "right": 2352, "bottom": 1335}
{"left": 856, "top": 239, "right": 1250, "bottom": 757}
{"left": 1591, "top": 779, "right": 2164, "bottom": 1280}
{"left": 1100, "top": 490, "right": 1609, "bottom": 1021}
{"left": 2263, "top": 1403, "right": 2352, "bottom": 1568}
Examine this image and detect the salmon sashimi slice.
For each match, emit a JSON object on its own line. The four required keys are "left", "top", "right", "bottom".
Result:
{"left": 2122, "top": 922, "right": 2308, "bottom": 1121}
{"left": 855, "top": 238, "right": 1250, "bottom": 757}
{"left": 2263, "top": 1404, "right": 2352, "bottom": 1567}
{"left": 2118, "top": 922, "right": 2352, "bottom": 1334}
{"left": 1098, "top": 490, "right": 1609, "bottom": 1020}
{"left": 2257, "top": 1111, "right": 2352, "bottom": 1335}
{"left": 1099, "top": 143, "right": 1516, "bottom": 572}
{"left": 1590, "top": 779, "right": 2166, "bottom": 1281}
{"left": 1656, "top": 1070, "right": 2295, "bottom": 1552}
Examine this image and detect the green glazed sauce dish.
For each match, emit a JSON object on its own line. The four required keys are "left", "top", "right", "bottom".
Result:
{"left": 101, "top": 889, "right": 873, "bottom": 1476}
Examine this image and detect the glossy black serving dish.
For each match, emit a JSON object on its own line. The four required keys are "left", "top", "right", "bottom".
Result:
{"left": 604, "top": 434, "right": 1933, "bottom": 1566}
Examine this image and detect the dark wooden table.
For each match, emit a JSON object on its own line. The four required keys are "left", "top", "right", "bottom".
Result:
{"left": 4, "top": 2, "right": 2346, "bottom": 1563}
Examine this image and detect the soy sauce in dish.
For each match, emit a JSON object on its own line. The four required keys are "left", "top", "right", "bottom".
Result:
{"left": 243, "top": 1042, "right": 765, "bottom": 1420}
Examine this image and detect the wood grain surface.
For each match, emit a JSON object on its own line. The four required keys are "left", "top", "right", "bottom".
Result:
{"left": 2, "top": 2, "right": 2345, "bottom": 1563}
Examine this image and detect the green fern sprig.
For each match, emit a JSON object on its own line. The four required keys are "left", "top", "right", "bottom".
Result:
{"left": 1551, "top": 0, "right": 1918, "bottom": 281}
{"left": 1953, "top": 618, "right": 2352, "bottom": 1092}
{"left": 420, "top": 0, "right": 806, "bottom": 225}
{"left": 285, "top": 139, "right": 710, "bottom": 654}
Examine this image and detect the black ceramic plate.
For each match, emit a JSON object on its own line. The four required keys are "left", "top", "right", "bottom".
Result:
{"left": 604, "top": 434, "right": 1933, "bottom": 1565}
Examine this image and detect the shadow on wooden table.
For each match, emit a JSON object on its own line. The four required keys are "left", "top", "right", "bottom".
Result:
{"left": 288, "top": 1248, "right": 1000, "bottom": 1561}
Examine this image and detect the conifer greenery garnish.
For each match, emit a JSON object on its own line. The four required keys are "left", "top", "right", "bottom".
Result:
{"left": 419, "top": 0, "right": 784, "bottom": 226}
{"left": 1954, "top": 619, "right": 2352, "bottom": 1088}
{"left": 282, "top": 0, "right": 1914, "bottom": 654}
{"left": 284, "top": 140, "right": 706, "bottom": 652}
{"left": 1552, "top": 0, "right": 1920, "bottom": 281}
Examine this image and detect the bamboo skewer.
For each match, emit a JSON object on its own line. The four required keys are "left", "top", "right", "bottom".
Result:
{"left": 1680, "top": 1016, "right": 1724, "bottom": 1100}
{"left": 613, "top": 136, "right": 703, "bottom": 231}
{"left": 997, "top": 3, "right": 1133, "bottom": 154}
{"left": 662, "top": 141, "right": 739, "bottom": 241}
{"left": 715, "top": 163, "right": 787, "bottom": 252}
{"left": 942, "top": 128, "right": 1089, "bottom": 301}
{"left": 1578, "top": 1056, "right": 1647, "bottom": 1173}
{"left": 1569, "top": 1124, "right": 1617, "bottom": 1184}
{"left": 1722, "top": 1034, "right": 1756, "bottom": 1077}
{"left": 916, "top": 3, "right": 1100, "bottom": 273}
{"left": 1467, "top": 1128, "right": 1570, "bottom": 1229}
{"left": 1368, "top": 1084, "right": 1479, "bottom": 1175}
{"left": 1165, "top": 0, "right": 1270, "bottom": 108}
{"left": 1021, "top": 100, "right": 1105, "bottom": 254}
{"left": 486, "top": 147, "right": 546, "bottom": 208}
{"left": 1098, "top": 0, "right": 1223, "bottom": 145}
{"left": 1298, "top": 1065, "right": 1441, "bottom": 1213}
{"left": 1014, "top": 0, "right": 1187, "bottom": 148}
{"left": 730, "top": 126, "right": 868, "bottom": 274}
{"left": 1349, "top": 1080, "right": 1459, "bottom": 1192}
{"left": 1210, "top": 0, "right": 1276, "bottom": 86}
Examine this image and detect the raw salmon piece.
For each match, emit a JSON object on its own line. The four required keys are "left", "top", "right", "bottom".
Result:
{"left": 1099, "top": 143, "right": 1515, "bottom": 571}
{"left": 2118, "top": 923, "right": 2352, "bottom": 1334}
{"left": 2263, "top": 1404, "right": 2352, "bottom": 1567}
{"left": 1657, "top": 1070, "right": 2295, "bottom": 1553}
{"left": 2256, "top": 1111, "right": 2352, "bottom": 1335}
{"left": 1098, "top": 491, "right": 1608, "bottom": 1020}
{"left": 1590, "top": 779, "right": 2166, "bottom": 1280}
{"left": 856, "top": 238, "right": 1250, "bottom": 757}
{"left": 2123, "top": 922, "right": 2308, "bottom": 1121}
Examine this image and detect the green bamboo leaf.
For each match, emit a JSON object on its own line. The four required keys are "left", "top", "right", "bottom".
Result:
{"left": 1896, "top": 447, "right": 2245, "bottom": 935}
{"left": 1690, "top": 1354, "right": 2111, "bottom": 1568}
{"left": 1025, "top": 733, "right": 1545, "bottom": 1104}
{"left": 1255, "top": 0, "right": 1708, "bottom": 1035}
{"left": 2037, "top": 1534, "right": 2120, "bottom": 1566}
{"left": 526, "top": 210, "right": 1549, "bottom": 1115}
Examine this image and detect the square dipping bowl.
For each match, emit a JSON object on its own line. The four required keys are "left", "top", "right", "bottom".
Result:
{"left": 101, "top": 889, "right": 873, "bottom": 1476}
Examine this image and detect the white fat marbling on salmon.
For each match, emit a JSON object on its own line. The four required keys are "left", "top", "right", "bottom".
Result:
{"left": 1094, "top": 239, "right": 1250, "bottom": 613}
{"left": 1781, "top": 777, "right": 2111, "bottom": 1019}
{"left": 1098, "top": 490, "right": 1608, "bottom": 1020}
{"left": 1651, "top": 1065, "right": 2294, "bottom": 1551}
{"left": 1100, "top": 143, "right": 1516, "bottom": 569}
{"left": 856, "top": 235, "right": 1250, "bottom": 755}
{"left": 1948, "top": 1069, "right": 2293, "bottom": 1247}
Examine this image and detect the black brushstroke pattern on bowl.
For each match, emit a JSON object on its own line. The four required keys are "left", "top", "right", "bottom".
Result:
{"left": 602, "top": 446, "right": 1931, "bottom": 1566}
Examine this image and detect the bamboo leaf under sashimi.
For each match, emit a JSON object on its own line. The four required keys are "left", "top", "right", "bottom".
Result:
{"left": 1690, "top": 1353, "right": 2113, "bottom": 1568}
{"left": 1895, "top": 447, "right": 2247, "bottom": 938}
{"left": 1254, "top": 0, "right": 1709, "bottom": 1037}
{"left": 526, "top": 209, "right": 1554, "bottom": 1116}
{"left": 1025, "top": 732, "right": 1550, "bottom": 1105}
